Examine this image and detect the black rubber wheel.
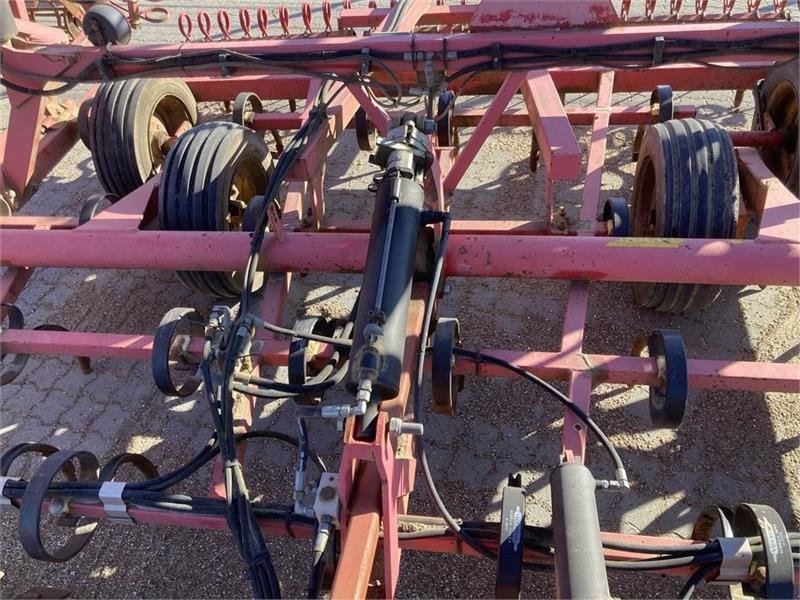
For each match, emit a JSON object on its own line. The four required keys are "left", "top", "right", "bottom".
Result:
{"left": 77, "top": 193, "right": 117, "bottom": 225}
{"left": 89, "top": 78, "right": 197, "bottom": 199}
{"left": 82, "top": 4, "right": 131, "bottom": 46}
{"left": 19, "top": 450, "right": 100, "bottom": 563}
{"left": 241, "top": 195, "right": 282, "bottom": 232}
{"left": 631, "top": 118, "right": 738, "bottom": 313}
{"left": 431, "top": 318, "right": 464, "bottom": 415}
{"left": 77, "top": 98, "right": 92, "bottom": 149}
{"left": 354, "top": 108, "right": 376, "bottom": 152}
{"left": 436, "top": 90, "right": 456, "bottom": 147}
{"left": 733, "top": 504, "right": 796, "bottom": 599}
{"left": 99, "top": 452, "right": 159, "bottom": 482}
{"left": 651, "top": 85, "right": 674, "bottom": 121}
{"left": 288, "top": 315, "right": 331, "bottom": 405}
{"left": 159, "top": 122, "right": 272, "bottom": 298}
{"left": 633, "top": 85, "right": 674, "bottom": 161}
{"left": 232, "top": 92, "right": 263, "bottom": 127}
{"left": 647, "top": 330, "right": 688, "bottom": 429}
{"left": 151, "top": 307, "right": 204, "bottom": 397}
{"left": 755, "top": 59, "right": 799, "bottom": 196}
{"left": 1, "top": 304, "right": 30, "bottom": 386}
{"left": 599, "top": 197, "right": 630, "bottom": 236}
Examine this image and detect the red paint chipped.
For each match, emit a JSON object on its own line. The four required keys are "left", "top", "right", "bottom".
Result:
{"left": 471, "top": 0, "right": 619, "bottom": 30}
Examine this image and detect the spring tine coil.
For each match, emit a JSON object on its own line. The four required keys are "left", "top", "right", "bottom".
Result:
{"left": 178, "top": 11, "right": 192, "bottom": 41}
{"left": 302, "top": 2, "right": 313, "bottom": 35}
{"left": 695, "top": 0, "right": 708, "bottom": 16}
{"left": 322, "top": 1, "right": 333, "bottom": 31}
{"left": 620, "top": 0, "right": 631, "bottom": 20}
{"left": 257, "top": 7, "right": 269, "bottom": 37}
{"left": 723, "top": 0, "right": 736, "bottom": 15}
{"left": 217, "top": 9, "right": 232, "bottom": 41}
{"left": 279, "top": 5, "right": 291, "bottom": 35}
{"left": 197, "top": 10, "right": 212, "bottom": 41}
{"left": 239, "top": 8, "right": 252, "bottom": 39}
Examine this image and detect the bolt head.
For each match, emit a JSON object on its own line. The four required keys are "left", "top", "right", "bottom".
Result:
{"left": 319, "top": 486, "right": 336, "bottom": 501}
{"left": 48, "top": 497, "right": 67, "bottom": 516}
{"left": 388, "top": 417, "right": 403, "bottom": 434}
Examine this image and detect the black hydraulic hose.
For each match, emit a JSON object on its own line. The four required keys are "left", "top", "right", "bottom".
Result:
{"left": 219, "top": 319, "right": 284, "bottom": 598}
{"left": 237, "top": 317, "right": 354, "bottom": 397}
{"left": 240, "top": 85, "right": 343, "bottom": 315}
{"left": 679, "top": 564, "right": 715, "bottom": 599}
{"left": 213, "top": 92, "right": 347, "bottom": 596}
{"left": 408, "top": 214, "right": 497, "bottom": 560}
{"left": 452, "top": 348, "right": 626, "bottom": 476}
{"left": 257, "top": 320, "right": 353, "bottom": 348}
{"left": 0, "top": 428, "right": 326, "bottom": 501}
{"left": 601, "top": 538, "right": 716, "bottom": 555}
{"left": 0, "top": 77, "right": 78, "bottom": 96}
{"left": 236, "top": 361, "right": 349, "bottom": 395}
{"left": 306, "top": 522, "right": 331, "bottom": 599}
{"left": 605, "top": 553, "right": 722, "bottom": 571}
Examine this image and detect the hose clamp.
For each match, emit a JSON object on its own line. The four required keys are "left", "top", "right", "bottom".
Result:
{"left": 99, "top": 481, "right": 132, "bottom": 524}
{"left": 711, "top": 537, "right": 752, "bottom": 583}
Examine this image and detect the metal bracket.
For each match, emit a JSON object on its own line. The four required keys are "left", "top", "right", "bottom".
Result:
{"left": 652, "top": 36, "right": 665, "bottom": 66}
{"left": 99, "top": 481, "right": 132, "bottom": 524}
{"left": 314, "top": 472, "right": 340, "bottom": 527}
{"left": 359, "top": 48, "right": 371, "bottom": 77}
{"left": 0, "top": 476, "right": 18, "bottom": 512}
{"left": 710, "top": 537, "right": 752, "bottom": 583}
{"left": 491, "top": 42, "right": 502, "bottom": 70}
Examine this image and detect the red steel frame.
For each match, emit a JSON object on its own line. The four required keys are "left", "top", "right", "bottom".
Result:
{"left": 1, "top": 1, "right": 799, "bottom": 597}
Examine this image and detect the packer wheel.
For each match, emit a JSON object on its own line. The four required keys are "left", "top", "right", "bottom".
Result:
{"left": 647, "top": 330, "right": 688, "bottom": 429}
{"left": 88, "top": 78, "right": 196, "bottom": 198}
{"left": 354, "top": 108, "right": 376, "bottom": 152}
{"left": 755, "top": 58, "right": 799, "bottom": 196}
{"left": 158, "top": 122, "right": 272, "bottom": 298}
{"left": 631, "top": 118, "right": 738, "bottom": 313}
{"left": 431, "top": 318, "right": 464, "bottom": 415}
{"left": 436, "top": 90, "right": 458, "bottom": 148}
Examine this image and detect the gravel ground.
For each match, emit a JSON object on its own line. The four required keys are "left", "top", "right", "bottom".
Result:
{"left": 1, "top": 1, "right": 798, "bottom": 598}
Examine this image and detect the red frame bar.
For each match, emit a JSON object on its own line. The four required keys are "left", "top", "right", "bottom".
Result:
{"left": 2, "top": 228, "right": 797, "bottom": 286}
{"left": 520, "top": 70, "right": 582, "bottom": 180}
{"left": 2, "top": 329, "right": 797, "bottom": 393}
